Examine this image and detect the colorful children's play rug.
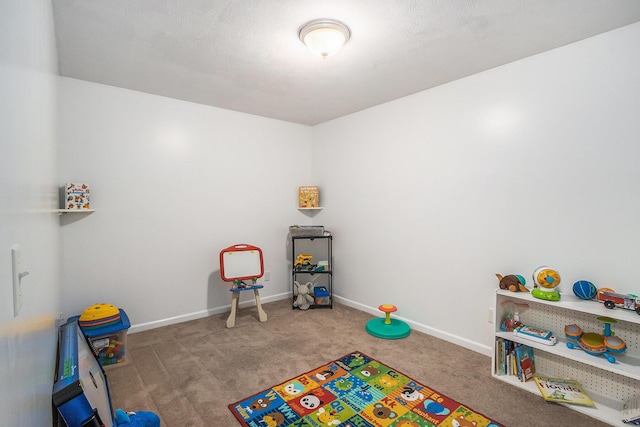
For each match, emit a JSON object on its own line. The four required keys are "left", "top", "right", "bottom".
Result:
{"left": 229, "top": 351, "right": 502, "bottom": 427}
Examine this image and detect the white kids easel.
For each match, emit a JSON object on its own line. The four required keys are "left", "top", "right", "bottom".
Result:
{"left": 219, "top": 244, "right": 268, "bottom": 328}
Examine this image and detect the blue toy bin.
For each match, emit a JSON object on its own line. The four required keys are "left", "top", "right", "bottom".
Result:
{"left": 314, "top": 286, "right": 330, "bottom": 306}
{"left": 69, "top": 309, "right": 131, "bottom": 367}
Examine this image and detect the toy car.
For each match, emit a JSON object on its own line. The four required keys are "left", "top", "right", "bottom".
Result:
{"left": 294, "top": 254, "right": 315, "bottom": 271}
{"left": 597, "top": 290, "right": 640, "bottom": 315}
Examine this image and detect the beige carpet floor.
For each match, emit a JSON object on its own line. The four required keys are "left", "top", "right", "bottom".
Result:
{"left": 106, "top": 299, "right": 608, "bottom": 426}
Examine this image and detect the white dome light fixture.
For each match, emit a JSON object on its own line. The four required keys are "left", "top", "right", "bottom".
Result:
{"left": 299, "top": 19, "right": 351, "bottom": 59}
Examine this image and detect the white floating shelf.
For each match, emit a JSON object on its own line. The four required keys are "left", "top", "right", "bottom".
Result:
{"left": 58, "top": 209, "right": 95, "bottom": 215}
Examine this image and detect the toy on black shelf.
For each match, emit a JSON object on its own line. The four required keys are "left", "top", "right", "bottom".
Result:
{"left": 565, "top": 316, "right": 627, "bottom": 363}
{"left": 597, "top": 288, "right": 640, "bottom": 315}
{"left": 293, "top": 281, "right": 314, "bottom": 310}
{"left": 294, "top": 253, "right": 315, "bottom": 272}
{"left": 314, "top": 260, "right": 329, "bottom": 272}
{"left": 531, "top": 266, "right": 561, "bottom": 301}
{"left": 572, "top": 280, "right": 597, "bottom": 300}
{"left": 313, "top": 286, "right": 330, "bottom": 306}
{"left": 496, "top": 273, "right": 529, "bottom": 292}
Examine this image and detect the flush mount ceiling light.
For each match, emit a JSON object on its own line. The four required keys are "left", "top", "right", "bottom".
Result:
{"left": 299, "top": 19, "right": 351, "bottom": 59}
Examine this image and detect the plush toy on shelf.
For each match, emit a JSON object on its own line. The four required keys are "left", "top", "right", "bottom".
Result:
{"left": 293, "top": 281, "right": 315, "bottom": 310}
{"left": 496, "top": 273, "right": 529, "bottom": 292}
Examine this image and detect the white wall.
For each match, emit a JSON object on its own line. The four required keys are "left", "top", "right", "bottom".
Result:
{"left": 58, "top": 79, "right": 313, "bottom": 330}
{"left": 0, "top": 2, "right": 61, "bottom": 426}
{"left": 1, "top": 6, "right": 636, "bottom": 426}
{"left": 313, "top": 22, "right": 640, "bottom": 354}
{"left": 57, "top": 21, "right": 640, "bottom": 359}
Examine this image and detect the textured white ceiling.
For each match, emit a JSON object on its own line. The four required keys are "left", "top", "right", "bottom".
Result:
{"left": 52, "top": 0, "right": 640, "bottom": 125}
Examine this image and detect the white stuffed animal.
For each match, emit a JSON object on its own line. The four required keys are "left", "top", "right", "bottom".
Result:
{"left": 293, "top": 281, "right": 315, "bottom": 310}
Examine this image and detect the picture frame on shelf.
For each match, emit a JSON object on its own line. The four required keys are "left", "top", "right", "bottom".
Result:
{"left": 298, "top": 185, "right": 319, "bottom": 208}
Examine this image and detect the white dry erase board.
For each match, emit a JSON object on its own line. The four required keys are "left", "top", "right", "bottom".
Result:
{"left": 219, "top": 244, "right": 264, "bottom": 281}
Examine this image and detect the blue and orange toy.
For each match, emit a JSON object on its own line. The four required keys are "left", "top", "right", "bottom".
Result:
{"left": 565, "top": 316, "right": 626, "bottom": 363}
{"left": 366, "top": 304, "right": 411, "bottom": 339}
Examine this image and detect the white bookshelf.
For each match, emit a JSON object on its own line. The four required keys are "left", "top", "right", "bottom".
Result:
{"left": 492, "top": 289, "right": 640, "bottom": 426}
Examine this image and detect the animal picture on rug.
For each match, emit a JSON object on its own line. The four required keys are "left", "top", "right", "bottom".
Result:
{"left": 229, "top": 351, "right": 503, "bottom": 427}
{"left": 261, "top": 411, "right": 284, "bottom": 427}
{"left": 282, "top": 381, "right": 305, "bottom": 397}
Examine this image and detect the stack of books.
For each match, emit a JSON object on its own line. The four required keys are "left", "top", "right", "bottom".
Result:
{"left": 495, "top": 338, "right": 535, "bottom": 382}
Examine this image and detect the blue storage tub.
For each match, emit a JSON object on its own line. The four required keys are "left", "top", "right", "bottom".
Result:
{"left": 69, "top": 309, "right": 130, "bottom": 366}
{"left": 314, "top": 286, "right": 330, "bottom": 306}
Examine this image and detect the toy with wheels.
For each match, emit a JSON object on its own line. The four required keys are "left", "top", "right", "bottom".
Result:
{"left": 496, "top": 273, "right": 529, "bottom": 292}
{"left": 565, "top": 316, "right": 626, "bottom": 363}
{"left": 597, "top": 288, "right": 640, "bottom": 315}
{"left": 531, "top": 266, "right": 561, "bottom": 301}
{"left": 294, "top": 254, "right": 315, "bottom": 272}
{"left": 366, "top": 304, "right": 411, "bottom": 339}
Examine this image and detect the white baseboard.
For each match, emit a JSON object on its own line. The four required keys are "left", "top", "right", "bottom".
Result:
{"left": 333, "top": 295, "right": 492, "bottom": 357}
{"left": 128, "top": 292, "right": 491, "bottom": 357}
{"left": 128, "top": 291, "right": 291, "bottom": 334}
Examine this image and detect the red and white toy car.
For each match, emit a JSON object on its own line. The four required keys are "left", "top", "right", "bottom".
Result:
{"left": 597, "top": 289, "right": 640, "bottom": 315}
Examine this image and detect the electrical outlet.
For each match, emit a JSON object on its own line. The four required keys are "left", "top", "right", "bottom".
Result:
{"left": 11, "top": 245, "right": 23, "bottom": 317}
{"left": 487, "top": 307, "right": 494, "bottom": 324}
{"left": 264, "top": 271, "right": 270, "bottom": 281}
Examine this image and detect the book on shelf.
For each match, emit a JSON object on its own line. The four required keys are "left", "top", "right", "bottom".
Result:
{"left": 533, "top": 376, "right": 595, "bottom": 407}
{"left": 298, "top": 186, "right": 319, "bottom": 208}
{"left": 495, "top": 339, "right": 535, "bottom": 382}
{"left": 64, "top": 182, "right": 90, "bottom": 210}
{"left": 495, "top": 338, "right": 504, "bottom": 374}
{"left": 515, "top": 344, "right": 535, "bottom": 382}
{"left": 622, "top": 396, "right": 640, "bottom": 424}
